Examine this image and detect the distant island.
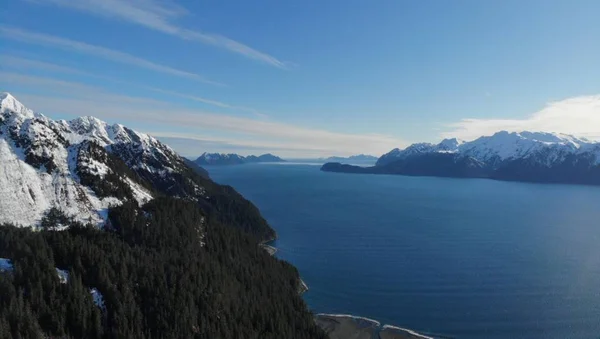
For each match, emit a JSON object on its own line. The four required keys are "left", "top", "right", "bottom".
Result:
{"left": 285, "top": 154, "right": 379, "bottom": 164}
{"left": 322, "top": 131, "right": 600, "bottom": 186}
{"left": 195, "top": 152, "right": 286, "bottom": 166}
{"left": 322, "top": 154, "right": 378, "bottom": 163}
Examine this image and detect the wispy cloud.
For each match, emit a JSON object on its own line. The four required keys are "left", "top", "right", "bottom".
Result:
{"left": 145, "top": 87, "right": 268, "bottom": 118}
{"left": 26, "top": 0, "right": 289, "bottom": 68}
{"left": 1, "top": 56, "right": 268, "bottom": 116}
{"left": 150, "top": 132, "right": 348, "bottom": 156}
{"left": 0, "top": 26, "right": 223, "bottom": 86}
{"left": 442, "top": 95, "right": 600, "bottom": 140}
{"left": 3, "top": 80, "right": 404, "bottom": 157}
{"left": 0, "top": 55, "right": 93, "bottom": 76}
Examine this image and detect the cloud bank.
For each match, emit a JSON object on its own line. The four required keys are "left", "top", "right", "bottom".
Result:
{"left": 443, "top": 95, "right": 600, "bottom": 141}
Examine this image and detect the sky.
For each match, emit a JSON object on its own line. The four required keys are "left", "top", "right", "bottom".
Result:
{"left": 1, "top": 0, "right": 600, "bottom": 158}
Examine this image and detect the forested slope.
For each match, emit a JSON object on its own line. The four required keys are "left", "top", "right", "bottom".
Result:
{"left": 0, "top": 198, "right": 326, "bottom": 339}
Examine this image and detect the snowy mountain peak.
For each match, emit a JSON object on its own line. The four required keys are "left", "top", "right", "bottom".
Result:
{"left": 69, "top": 116, "right": 108, "bottom": 132}
{"left": 65, "top": 116, "right": 112, "bottom": 145}
{"left": 0, "top": 94, "right": 185, "bottom": 228}
{"left": 487, "top": 130, "right": 582, "bottom": 145}
{"left": 1, "top": 92, "right": 36, "bottom": 119}
{"left": 459, "top": 130, "right": 592, "bottom": 163}
{"left": 438, "top": 138, "right": 464, "bottom": 150}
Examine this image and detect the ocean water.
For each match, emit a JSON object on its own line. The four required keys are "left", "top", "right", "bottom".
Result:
{"left": 208, "top": 163, "right": 600, "bottom": 339}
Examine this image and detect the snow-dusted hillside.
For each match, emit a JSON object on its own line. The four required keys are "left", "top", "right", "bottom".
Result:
{"left": 0, "top": 93, "right": 160, "bottom": 227}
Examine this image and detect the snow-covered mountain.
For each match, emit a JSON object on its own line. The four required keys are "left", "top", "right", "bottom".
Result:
{"left": 324, "top": 131, "right": 600, "bottom": 185}
{"left": 0, "top": 93, "right": 276, "bottom": 239}
{"left": 0, "top": 93, "right": 158, "bottom": 226}
{"left": 196, "top": 153, "right": 246, "bottom": 165}
{"left": 378, "top": 132, "right": 598, "bottom": 166}
{"left": 376, "top": 138, "right": 465, "bottom": 166}
{"left": 195, "top": 152, "right": 285, "bottom": 166}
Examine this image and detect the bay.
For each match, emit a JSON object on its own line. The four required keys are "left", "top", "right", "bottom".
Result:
{"left": 209, "top": 163, "right": 600, "bottom": 339}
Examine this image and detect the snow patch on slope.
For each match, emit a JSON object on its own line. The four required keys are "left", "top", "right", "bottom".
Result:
{"left": 90, "top": 288, "right": 106, "bottom": 311}
{"left": 125, "top": 178, "right": 153, "bottom": 205}
{"left": 56, "top": 268, "right": 69, "bottom": 284}
{"left": 0, "top": 258, "right": 13, "bottom": 272}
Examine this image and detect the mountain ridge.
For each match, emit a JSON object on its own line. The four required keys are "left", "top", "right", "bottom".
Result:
{"left": 195, "top": 152, "right": 286, "bottom": 166}
{"left": 322, "top": 131, "right": 600, "bottom": 185}
{"left": 0, "top": 92, "right": 327, "bottom": 338}
{"left": 0, "top": 92, "right": 274, "bottom": 239}
{"left": 322, "top": 154, "right": 378, "bottom": 163}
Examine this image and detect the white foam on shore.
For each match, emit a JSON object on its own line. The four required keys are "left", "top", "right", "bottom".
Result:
{"left": 316, "top": 313, "right": 381, "bottom": 327}
{"left": 315, "top": 314, "right": 432, "bottom": 338}
{"left": 382, "top": 324, "right": 433, "bottom": 339}
{"left": 299, "top": 279, "right": 309, "bottom": 293}
{"left": 261, "top": 244, "right": 277, "bottom": 256}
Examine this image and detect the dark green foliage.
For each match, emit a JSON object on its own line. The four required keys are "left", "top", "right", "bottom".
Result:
{"left": 183, "top": 158, "right": 210, "bottom": 179}
{"left": 40, "top": 208, "right": 71, "bottom": 230}
{"left": 197, "top": 181, "right": 276, "bottom": 241}
{"left": 132, "top": 153, "right": 275, "bottom": 241}
{"left": 0, "top": 198, "right": 326, "bottom": 339}
{"left": 108, "top": 141, "right": 274, "bottom": 240}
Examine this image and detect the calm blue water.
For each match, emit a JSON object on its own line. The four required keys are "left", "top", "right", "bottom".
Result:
{"left": 209, "top": 163, "right": 600, "bottom": 339}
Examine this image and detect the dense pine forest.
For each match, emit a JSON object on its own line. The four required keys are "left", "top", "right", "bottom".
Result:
{"left": 0, "top": 198, "right": 327, "bottom": 339}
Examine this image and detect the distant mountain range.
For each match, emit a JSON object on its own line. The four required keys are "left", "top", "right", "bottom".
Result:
{"left": 322, "top": 154, "right": 378, "bottom": 163}
{"left": 322, "top": 131, "right": 600, "bottom": 185}
{"left": 195, "top": 152, "right": 286, "bottom": 166}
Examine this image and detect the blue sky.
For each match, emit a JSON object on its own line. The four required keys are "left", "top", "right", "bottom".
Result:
{"left": 1, "top": 0, "right": 600, "bottom": 157}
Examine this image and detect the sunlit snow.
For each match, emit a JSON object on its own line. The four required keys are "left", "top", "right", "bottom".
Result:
{"left": 0, "top": 92, "right": 158, "bottom": 228}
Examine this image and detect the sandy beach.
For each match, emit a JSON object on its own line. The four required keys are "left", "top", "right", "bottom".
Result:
{"left": 315, "top": 314, "right": 379, "bottom": 339}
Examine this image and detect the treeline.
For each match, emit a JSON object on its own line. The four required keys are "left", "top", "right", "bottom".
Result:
{"left": 0, "top": 198, "right": 326, "bottom": 339}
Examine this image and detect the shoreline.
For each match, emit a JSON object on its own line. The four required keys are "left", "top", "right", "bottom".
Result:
{"left": 315, "top": 314, "right": 436, "bottom": 339}
{"left": 260, "top": 243, "right": 278, "bottom": 256}
{"left": 259, "top": 236, "right": 278, "bottom": 256}
{"left": 380, "top": 324, "right": 434, "bottom": 339}
{"left": 260, "top": 239, "right": 431, "bottom": 338}
{"left": 298, "top": 278, "right": 309, "bottom": 294}
{"left": 315, "top": 313, "right": 379, "bottom": 339}
{"left": 260, "top": 241, "right": 308, "bottom": 294}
